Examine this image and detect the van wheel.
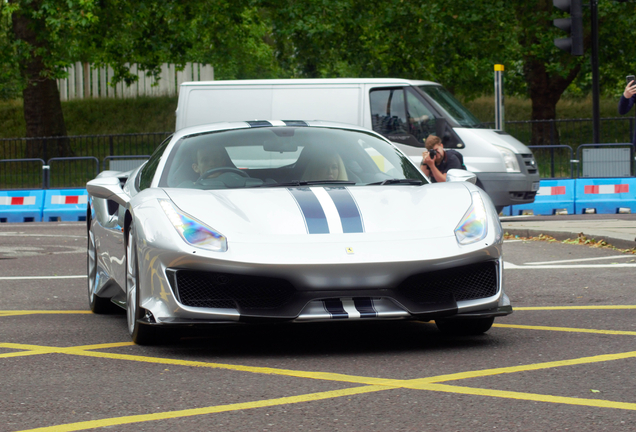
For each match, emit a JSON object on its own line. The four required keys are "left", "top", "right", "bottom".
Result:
{"left": 435, "top": 317, "right": 495, "bottom": 336}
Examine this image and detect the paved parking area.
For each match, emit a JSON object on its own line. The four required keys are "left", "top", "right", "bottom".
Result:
{"left": 1, "top": 222, "right": 636, "bottom": 431}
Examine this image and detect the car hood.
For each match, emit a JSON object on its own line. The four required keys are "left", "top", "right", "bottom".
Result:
{"left": 162, "top": 184, "right": 473, "bottom": 241}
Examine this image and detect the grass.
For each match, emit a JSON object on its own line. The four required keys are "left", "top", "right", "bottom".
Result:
{"left": 0, "top": 96, "right": 178, "bottom": 138}
{"left": 463, "top": 95, "right": 626, "bottom": 122}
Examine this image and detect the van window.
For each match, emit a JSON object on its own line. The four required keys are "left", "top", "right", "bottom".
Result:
{"left": 370, "top": 88, "right": 436, "bottom": 144}
{"left": 418, "top": 85, "right": 483, "bottom": 128}
{"left": 405, "top": 91, "right": 436, "bottom": 142}
{"left": 370, "top": 89, "right": 408, "bottom": 136}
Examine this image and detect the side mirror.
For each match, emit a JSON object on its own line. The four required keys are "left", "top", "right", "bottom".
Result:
{"left": 446, "top": 169, "right": 477, "bottom": 184}
{"left": 86, "top": 177, "right": 130, "bottom": 206}
{"left": 435, "top": 118, "right": 448, "bottom": 143}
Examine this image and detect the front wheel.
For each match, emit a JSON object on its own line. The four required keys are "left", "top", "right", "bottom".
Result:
{"left": 126, "top": 225, "right": 160, "bottom": 345}
{"left": 435, "top": 317, "right": 495, "bottom": 336}
{"left": 87, "top": 223, "right": 116, "bottom": 314}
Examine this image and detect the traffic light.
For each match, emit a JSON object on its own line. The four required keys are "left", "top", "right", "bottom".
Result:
{"left": 553, "top": 0, "right": 584, "bottom": 56}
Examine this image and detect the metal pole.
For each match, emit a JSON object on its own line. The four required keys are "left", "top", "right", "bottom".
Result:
{"left": 591, "top": 0, "right": 600, "bottom": 144}
{"left": 494, "top": 64, "right": 504, "bottom": 130}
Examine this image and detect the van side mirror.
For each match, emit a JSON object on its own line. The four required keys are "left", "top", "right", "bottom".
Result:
{"left": 86, "top": 177, "right": 130, "bottom": 206}
{"left": 435, "top": 118, "right": 448, "bottom": 143}
{"left": 446, "top": 169, "right": 477, "bottom": 184}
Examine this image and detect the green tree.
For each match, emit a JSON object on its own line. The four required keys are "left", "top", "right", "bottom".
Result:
{"left": 0, "top": 0, "right": 280, "bottom": 148}
{"left": 3, "top": 0, "right": 97, "bottom": 156}
{"left": 261, "top": 0, "right": 636, "bottom": 144}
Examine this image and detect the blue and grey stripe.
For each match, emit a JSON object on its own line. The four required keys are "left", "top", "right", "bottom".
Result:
{"left": 288, "top": 187, "right": 363, "bottom": 235}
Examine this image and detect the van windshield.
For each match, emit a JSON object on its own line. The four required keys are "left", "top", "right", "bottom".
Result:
{"left": 418, "top": 85, "right": 485, "bottom": 128}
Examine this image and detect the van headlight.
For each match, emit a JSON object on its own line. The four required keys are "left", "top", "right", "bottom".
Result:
{"left": 493, "top": 144, "right": 520, "bottom": 173}
{"left": 455, "top": 191, "right": 488, "bottom": 245}
{"left": 159, "top": 199, "right": 227, "bottom": 252}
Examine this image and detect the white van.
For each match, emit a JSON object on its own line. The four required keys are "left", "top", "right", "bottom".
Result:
{"left": 175, "top": 78, "right": 540, "bottom": 211}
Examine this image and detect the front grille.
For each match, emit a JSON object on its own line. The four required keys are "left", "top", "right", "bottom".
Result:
{"left": 397, "top": 261, "right": 498, "bottom": 305}
{"left": 522, "top": 153, "right": 538, "bottom": 175}
{"left": 173, "top": 270, "right": 296, "bottom": 310}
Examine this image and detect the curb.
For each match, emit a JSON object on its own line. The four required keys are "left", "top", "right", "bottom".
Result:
{"left": 503, "top": 228, "right": 636, "bottom": 251}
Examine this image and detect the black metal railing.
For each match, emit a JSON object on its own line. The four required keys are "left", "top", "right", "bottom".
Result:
{"left": 2, "top": 117, "right": 636, "bottom": 189}
{"left": 483, "top": 116, "right": 635, "bottom": 148}
{"left": 0, "top": 132, "right": 170, "bottom": 162}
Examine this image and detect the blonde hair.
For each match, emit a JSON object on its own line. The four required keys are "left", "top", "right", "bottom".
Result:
{"left": 302, "top": 152, "right": 348, "bottom": 181}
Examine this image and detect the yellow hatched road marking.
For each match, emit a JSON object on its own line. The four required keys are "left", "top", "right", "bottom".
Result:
{"left": 18, "top": 385, "right": 390, "bottom": 432}
{"left": 515, "top": 305, "right": 636, "bottom": 310}
{"left": 0, "top": 310, "right": 91, "bottom": 317}
{"left": 5, "top": 309, "right": 636, "bottom": 430}
{"left": 494, "top": 323, "right": 636, "bottom": 336}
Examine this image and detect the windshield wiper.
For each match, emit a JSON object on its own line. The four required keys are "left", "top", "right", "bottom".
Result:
{"left": 261, "top": 180, "right": 357, "bottom": 187}
{"left": 367, "top": 179, "right": 423, "bottom": 186}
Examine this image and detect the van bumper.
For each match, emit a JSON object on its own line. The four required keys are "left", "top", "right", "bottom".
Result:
{"left": 475, "top": 172, "right": 540, "bottom": 208}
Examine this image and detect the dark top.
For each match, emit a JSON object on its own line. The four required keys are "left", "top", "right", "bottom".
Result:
{"left": 618, "top": 95, "right": 636, "bottom": 145}
{"left": 424, "top": 149, "right": 463, "bottom": 183}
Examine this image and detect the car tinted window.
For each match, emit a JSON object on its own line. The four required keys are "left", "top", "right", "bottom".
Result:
{"left": 160, "top": 127, "right": 427, "bottom": 189}
{"left": 138, "top": 135, "right": 172, "bottom": 190}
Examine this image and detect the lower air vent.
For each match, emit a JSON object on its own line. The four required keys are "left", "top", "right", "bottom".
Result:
{"left": 173, "top": 270, "right": 295, "bottom": 310}
{"left": 397, "top": 261, "right": 498, "bottom": 305}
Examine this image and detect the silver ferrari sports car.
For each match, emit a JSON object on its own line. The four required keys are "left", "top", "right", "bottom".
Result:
{"left": 86, "top": 120, "right": 512, "bottom": 344}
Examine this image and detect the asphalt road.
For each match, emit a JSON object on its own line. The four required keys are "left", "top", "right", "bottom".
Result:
{"left": 1, "top": 222, "right": 636, "bottom": 431}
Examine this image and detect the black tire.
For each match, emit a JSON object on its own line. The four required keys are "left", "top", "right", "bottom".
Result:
{"left": 126, "top": 225, "right": 159, "bottom": 345}
{"left": 435, "top": 317, "right": 495, "bottom": 336}
{"left": 87, "top": 219, "right": 117, "bottom": 314}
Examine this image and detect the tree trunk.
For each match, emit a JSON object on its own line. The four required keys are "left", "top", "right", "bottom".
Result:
{"left": 524, "top": 58, "right": 581, "bottom": 146}
{"left": 11, "top": 1, "right": 72, "bottom": 159}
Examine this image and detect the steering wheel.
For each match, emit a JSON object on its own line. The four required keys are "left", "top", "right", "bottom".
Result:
{"left": 200, "top": 167, "right": 249, "bottom": 179}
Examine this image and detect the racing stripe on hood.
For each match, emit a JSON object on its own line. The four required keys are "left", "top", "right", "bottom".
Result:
{"left": 324, "top": 187, "right": 364, "bottom": 233}
{"left": 288, "top": 187, "right": 329, "bottom": 234}
{"left": 288, "top": 187, "right": 364, "bottom": 234}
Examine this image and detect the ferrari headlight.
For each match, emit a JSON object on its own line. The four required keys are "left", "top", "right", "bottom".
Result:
{"left": 493, "top": 144, "right": 520, "bottom": 173}
{"left": 455, "top": 191, "right": 488, "bottom": 245}
{"left": 159, "top": 199, "right": 227, "bottom": 252}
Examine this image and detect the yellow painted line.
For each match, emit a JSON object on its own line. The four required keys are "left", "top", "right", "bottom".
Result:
{"left": 493, "top": 323, "right": 636, "bottom": 336}
{"left": 514, "top": 305, "right": 636, "bottom": 311}
{"left": 18, "top": 385, "right": 390, "bottom": 432}
{"left": 405, "top": 350, "right": 636, "bottom": 385}
{"left": 418, "top": 383, "right": 636, "bottom": 411}
{"left": 0, "top": 342, "right": 135, "bottom": 359}
{"left": 0, "top": 310, "right": 91, "bottom": 317}
{"left": 64, "top": 348, "right": 404, "bottom": 387}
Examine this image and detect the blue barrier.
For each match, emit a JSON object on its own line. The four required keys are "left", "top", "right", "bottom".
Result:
{"left": 505, "top": 179, "right": 575, "bottom": 216}
{"left": 42, "top": 189, "right": 89, "bottom": 222}
{"left": 0, "top": 190, "right": 44, "bottom": 222}
{"left": 574, "top": 178, "right": 636, "bottom": 214}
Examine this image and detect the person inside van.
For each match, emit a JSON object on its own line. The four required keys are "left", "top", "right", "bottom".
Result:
{"left": 302, "top": 151, "right": 348, "bottom": 181}
{"left": 419, "top": 135, "right": 463, "bottom": 183}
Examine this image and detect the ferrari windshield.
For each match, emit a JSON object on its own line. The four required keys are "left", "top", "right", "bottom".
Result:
{"left": 160, "top": 126, "right": 426, "bottom": 189}
{"left": 418, "top": 85, "right": 484, "bottom": 128}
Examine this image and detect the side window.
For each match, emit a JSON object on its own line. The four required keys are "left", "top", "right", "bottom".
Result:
{"left": 406, "top": 90, "right": 436, "bottom": 143}
{"left": 370, "top": 89, "right": 408, "bottom": 136}
{"left": 138, "top": 136, "right": 172, "bottom": 190}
